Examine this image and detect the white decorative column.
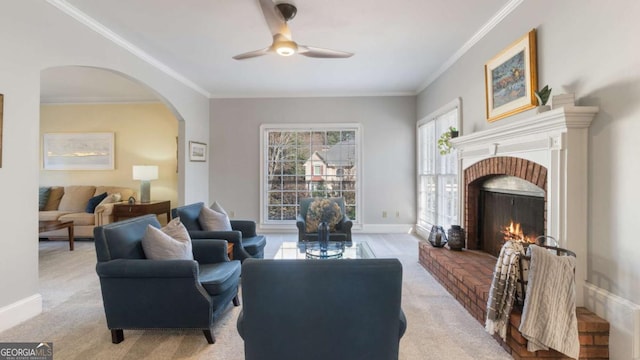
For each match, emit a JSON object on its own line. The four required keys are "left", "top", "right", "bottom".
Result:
{"left": 451, "top": 106, "right": 599, "bottom": 306}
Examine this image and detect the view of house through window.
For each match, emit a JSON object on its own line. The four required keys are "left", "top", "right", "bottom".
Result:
{"left": 417, "top": 100, "right": 460, "bottom": 236}
{"left": 262, "top": 125, "right": 360, "bottom": 224}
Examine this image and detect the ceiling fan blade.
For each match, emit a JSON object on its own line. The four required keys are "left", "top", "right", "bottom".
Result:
{"left": 259, "top": 0, "right": 287, "bottom": 37}
{"left": 233, "top": 47, "right": 271, "bottom": 60}
{"left": 298, "top": 45, "right": 354, "bottom": 58}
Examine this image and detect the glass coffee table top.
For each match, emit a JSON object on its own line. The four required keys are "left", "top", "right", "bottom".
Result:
{"left": 273, "top": 241, "right": 375, "bottom": 260}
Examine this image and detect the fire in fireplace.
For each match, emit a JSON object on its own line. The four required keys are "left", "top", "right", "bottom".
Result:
{"left": 501, "top": 220, "right": 536, "bottom": 243}
{"left": 478, "top": 175, "right": 545, "bottom": 257}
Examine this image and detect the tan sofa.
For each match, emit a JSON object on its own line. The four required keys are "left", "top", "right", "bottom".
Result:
{"left": 39, "top": 185, "right": 137, "bottom": 239}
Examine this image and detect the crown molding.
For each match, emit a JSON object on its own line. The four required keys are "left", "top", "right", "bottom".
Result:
{"left": 415, "top": 0, "right": 524, "bottom": 94}
{"left": 46, "top": 0, "right": 211, "bottom": 98}
{"left": 40, "top": 96, "right": 162, "bottom": 105}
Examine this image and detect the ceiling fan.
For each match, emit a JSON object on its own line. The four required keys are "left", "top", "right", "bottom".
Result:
{"left": 233, "top": 0, "right": 354, "bottom": 60}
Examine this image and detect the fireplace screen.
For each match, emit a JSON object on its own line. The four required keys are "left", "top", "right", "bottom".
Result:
{"left": 478, "top": 176, "right": 544, "bottom": 257}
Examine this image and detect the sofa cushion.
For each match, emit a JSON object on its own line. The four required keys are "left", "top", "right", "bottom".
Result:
{"left": 38, "top": 187, "right": 51, "bottom": 211}
{"left": 59, "top": 212, "right": 95, "bottom": 226}
{"left": 199, "top": 261, "right": 241, "bottom": 295}
{"left": 95, "top": 186, "right": 136, "bottom": 201}
{"left": 58, "top": 186, "right": 96, "bottom": 212}
{"left": 141, "top": 218, "right": 194, "bottom": 260}
{"left": 199, "top": 206, "right": 232, "bottom": 231}
{"left": 305, "top": 198, "right": 343, "bottom": 233}
{"left": 39, "top": 210, "right": 72, "bottom": 222}
{"left": 43, "top": 186, "right": 64, "bottom": 211}
{"left": 86, "top": 192, "right": 108, "bottom": 213}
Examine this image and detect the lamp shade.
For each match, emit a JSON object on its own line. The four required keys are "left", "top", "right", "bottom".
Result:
{"left": 132, "top": 165, "right": 158, "bottom": 181}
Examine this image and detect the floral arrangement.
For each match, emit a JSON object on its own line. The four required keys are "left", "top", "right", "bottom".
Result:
{"left": 305, "top": 198, "right": 342, "bottom": 233}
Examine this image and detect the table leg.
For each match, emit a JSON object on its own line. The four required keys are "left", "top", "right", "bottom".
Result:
{"left": 68, "top": 224, "right": 74, "bottom": 251}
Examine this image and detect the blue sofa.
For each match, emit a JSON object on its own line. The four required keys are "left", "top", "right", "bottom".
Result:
{"left": 172, "top": 202, "right": 266, "bottom": 261}
{"left": 93, "top": 215, "right": 241, "bottom": 344}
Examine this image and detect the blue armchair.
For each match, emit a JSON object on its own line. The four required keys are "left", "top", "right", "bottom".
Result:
{"left": 237, "top": 258, "right": 407, "bottom": 360}
{"left": 296, "top": 197, "right": 353, "bottom": 242}
{"left": 94, "top": 215, "right": 241, "bottom": 344}
{"left": 172, "top": 202, "right": 266, "bottom": 261}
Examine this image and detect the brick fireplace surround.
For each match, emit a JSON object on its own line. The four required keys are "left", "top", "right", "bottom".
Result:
{"left": 418, "top": 106, "right": 614, "bottom": 358}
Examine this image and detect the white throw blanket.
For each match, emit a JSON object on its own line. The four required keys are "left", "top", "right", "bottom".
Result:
{"left": 485, "top": 240, "right": 525, "bottom": 341}
{"left": 519, "top": 245, "right": 579, "bottom": 359}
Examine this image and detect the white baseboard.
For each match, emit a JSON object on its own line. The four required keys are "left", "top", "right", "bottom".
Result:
{"left": 0, "top": 294, "right": 42, "bottom": 333}
{"left": 584, "top": 282, "right": 640, "bottom": 360}
{"left": 356, "top": 224, "right": 414, "bottom": 234}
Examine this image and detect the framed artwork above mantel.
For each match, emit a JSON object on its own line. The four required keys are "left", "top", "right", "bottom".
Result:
{"left": 485, "top": 29, "right": 538, "bottom": 122}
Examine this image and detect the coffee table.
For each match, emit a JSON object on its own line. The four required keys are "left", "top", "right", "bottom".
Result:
{"left": 39, "top": 220, "right": 74, "bottom": 251}
{"left": 273, "top": 241, "right": 375, "bottom": 260}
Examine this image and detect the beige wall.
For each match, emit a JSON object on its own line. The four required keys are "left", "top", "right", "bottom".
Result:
{"left": 40, "top": 103, "right": 179, "bottom": 208}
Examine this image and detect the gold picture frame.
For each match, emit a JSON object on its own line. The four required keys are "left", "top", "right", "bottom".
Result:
{"left": 485, "top": 29, "right": 538, "bottom": 122}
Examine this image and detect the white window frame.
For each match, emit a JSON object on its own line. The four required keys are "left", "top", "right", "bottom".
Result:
{"left": 259, "top": 123, "right": 363, "bottom": 230}
{"left": 416, "top": 98, "right": 462, "bottom": 239}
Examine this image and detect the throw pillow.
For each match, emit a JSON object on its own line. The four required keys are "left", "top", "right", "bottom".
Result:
{"left": 85, "top": 192, "right": 108, "bottom": 213}
{"left": 38, "top": 187, "right": 51, "bottom": 211}
{"left": 141, "top": 217, "right": 194, "bottom": 260}
{"left": 199, "top": 205, "right": 232, "bottom": 231}
{"left": 97, "top": 192, "right": 122, "bottom": 208}
{"left": 210, "top": 201, "right": 228, "bottom": 216}
{"left": 305, "top": 198, "right": 343, "bottom": 233}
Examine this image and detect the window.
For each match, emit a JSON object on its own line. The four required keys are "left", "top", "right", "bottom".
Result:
{"left": 260, "top": 124, "right": 361, "bottom": 227}
{"left": 416, "top": 99, "right": 461, "bottom": 237}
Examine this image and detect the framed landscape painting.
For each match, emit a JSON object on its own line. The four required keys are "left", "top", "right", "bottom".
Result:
{"left": 485, "top": 29, "right": 538, "bottom": 122}
{"left": 189, "top": 141, "right": 207, "bottom": 162}
{"left": 43, "top": 132, "right": 115, "bottom": 170}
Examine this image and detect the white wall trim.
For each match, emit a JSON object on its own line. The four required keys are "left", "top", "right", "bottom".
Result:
{"left": 416, "top": 0, "right": 525, "bottom": 93}
{"left": 584, "top": 282, "right": 640, "bottom": 360}
{"left": 45, "top": 0, "right": 211, "bottom": 98}
{"left": 358, "top": 224, "right": 414, "bottom": 234}
{"left": 0, "top": 294, "right": 42, "bottom": 333}
{"left": 258, "top": 123, "right": 363, "bottom": 228}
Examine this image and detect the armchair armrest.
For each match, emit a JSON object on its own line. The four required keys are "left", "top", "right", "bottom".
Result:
{"left": 336, "top": 215, "right": 353, "bottom": 232}
{"left": 192, "top": 239, "right": 230, "bottom": 263}
{"left": 230, "top": 220, "right": 257, "bottom": 237}
{"left": 94, "top": 202, "right": 119, "bottom": 227}
{"left": 96, "top": 259, "right": 198, "bottom": 278}
{"left": 188, "top": 230, "right": 252, "bottom": 261}
{"left": 296, "top": 215, "right": 306, "bottom": 241}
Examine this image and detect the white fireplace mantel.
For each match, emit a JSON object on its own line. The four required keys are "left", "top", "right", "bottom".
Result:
{"left": 451, "top": 105, "right": 599, "bottom": 306}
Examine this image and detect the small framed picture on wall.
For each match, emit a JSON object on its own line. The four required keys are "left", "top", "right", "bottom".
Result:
{"left": 189, "top": 141, "right": 207, "bottom": 162}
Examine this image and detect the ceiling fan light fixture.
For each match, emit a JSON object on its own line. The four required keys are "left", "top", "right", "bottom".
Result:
{"left": 275, "top": 41, "right": 297, "bottom": 56}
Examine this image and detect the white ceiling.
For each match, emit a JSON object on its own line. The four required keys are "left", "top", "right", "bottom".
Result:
{"left": 41, "top": 0, "right": 517, "bottom": 103}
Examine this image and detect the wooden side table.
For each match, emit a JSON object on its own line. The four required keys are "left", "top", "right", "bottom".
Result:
{"left": 113, "top": 200, "right": 171, "bottom": 222}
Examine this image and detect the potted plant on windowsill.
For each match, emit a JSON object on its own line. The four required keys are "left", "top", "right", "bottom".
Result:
{"left": 437, "top": 126, "right": 458, "bottom": 155}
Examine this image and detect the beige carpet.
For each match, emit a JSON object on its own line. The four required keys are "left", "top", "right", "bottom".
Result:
{"left": 0, "top": 233, "right": 511, "bottom": 359}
